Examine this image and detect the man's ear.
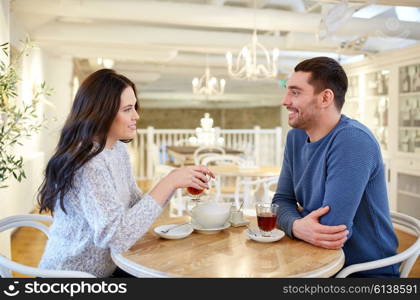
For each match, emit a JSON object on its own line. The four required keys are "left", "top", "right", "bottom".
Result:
{"left": 320, "top": 89, "right": 335, "bottom": 108}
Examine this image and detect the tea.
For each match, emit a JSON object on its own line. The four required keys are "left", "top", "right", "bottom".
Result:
{"left": 257, "top": 213, "right": 277, "bottom": 232}
{"left": 187, "top": 186, "right": 204, "bottom": 195}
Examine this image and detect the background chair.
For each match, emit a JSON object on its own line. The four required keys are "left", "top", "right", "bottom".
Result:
{"left": 335, "top": 211, "right": 420, "bottom": 278}
{"left": 202, "top": 154, "right": 245, "bottom": 202}
{"left": 234, "top": 176, "right": 279, "bottom": 215}
{"left": 195, "top": 153, "right": 222, "bottom": 166}
{"left": 0, "top": 214, "right": 95, "bottom": 278}
{"left": 193, "top": 146, "right": 225, "bottom": 165}
{"left": 201, "top": 154, "right": 244, "bottom": 167}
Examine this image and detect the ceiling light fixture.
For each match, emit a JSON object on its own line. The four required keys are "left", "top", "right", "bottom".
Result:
{"left": 225, "top": 0, "right": 279, "bottom": 80}
{"left": 192, "top": 55, "right": 225, "bottom": 96}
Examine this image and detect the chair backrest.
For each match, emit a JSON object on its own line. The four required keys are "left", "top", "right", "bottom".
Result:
{"left": 335, "top": 211, "right": 420, "bottom": 278}
{"left": 201, "top": 155, "right": 245, "bottom": 202}
{"left": 0, "top": 214, "right": 95, "bottom": 278}
{"left": 234, "top": 176, "right": 279, "bottom": 210}
{"left": 201, "top": 154, "right": 244, "bottom": 167}
{"left": 195, "top": 153, "right": 222, "bottom": 166}
{"left": 193, "top": 146, "right": 226, "bottom": 165}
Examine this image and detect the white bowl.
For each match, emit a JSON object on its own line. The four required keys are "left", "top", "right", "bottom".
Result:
{"left": 191, "top": 202, "right": 231, "bottom": 229}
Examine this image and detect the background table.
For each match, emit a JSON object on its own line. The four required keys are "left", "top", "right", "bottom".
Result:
{"left": 112, "top": 213, "right": 345, "bottom": 278}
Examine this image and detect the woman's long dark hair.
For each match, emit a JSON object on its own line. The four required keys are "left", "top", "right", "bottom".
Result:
{"left": 38, "top": 69, "right": 138, "bottom": 214}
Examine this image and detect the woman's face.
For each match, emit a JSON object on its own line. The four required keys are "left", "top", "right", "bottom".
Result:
{"left": 107, "top": 86, "right": 139, "bottom": 145}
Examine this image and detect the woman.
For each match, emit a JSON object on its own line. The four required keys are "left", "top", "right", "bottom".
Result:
{"left": 37, "top": 69, "right": 213, "bottom": 277}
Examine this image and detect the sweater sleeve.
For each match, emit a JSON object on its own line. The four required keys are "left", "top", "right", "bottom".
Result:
{"left": 77, "top": 160, "right": 162, "bottom": 253}
{"left": 320, "top": 128, "right": 379, "bottom": 238}
{"left": 272, "top": 133, "right": 302, "bottom": 238}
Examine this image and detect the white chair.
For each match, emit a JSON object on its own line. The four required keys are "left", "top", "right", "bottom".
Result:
{"left": 202, "top": 154, "right": 245, "bottom": 202}
{"left": 234, "top": 176, "right": 279, "bottom": 215}
{"left": 195, "top": 153, "right": 222, "bottom": 166}
{"left": 193, "top": 146, "right": 225, "bottom": 165}
{"left": 0, "top": 214, "right": 95, "bottom": 278}
{"left": 335, "top": 211, "right": 420, "bottom": 278}
{"left": 201, "top": 154, "right": 244, "bottom": 167}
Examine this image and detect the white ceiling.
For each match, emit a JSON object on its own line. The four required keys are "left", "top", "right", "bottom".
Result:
{"left": 11, "top": 0, "right": 420, "bottom": 108}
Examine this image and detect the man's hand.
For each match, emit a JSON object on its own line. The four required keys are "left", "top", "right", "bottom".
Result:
{"left": 292, "top": 206, "right": 348, "bottom": 250}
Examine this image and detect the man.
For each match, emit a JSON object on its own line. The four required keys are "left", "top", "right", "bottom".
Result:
{"left": 273, "top": 56, "right": 399, "bottom": 277}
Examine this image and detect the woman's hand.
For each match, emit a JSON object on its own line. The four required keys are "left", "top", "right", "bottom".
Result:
{"left": 148, "top": 165, "right": 215, "bottom": 206}
{"left": 166, "top": 165, "right": 215, "bottom": 191}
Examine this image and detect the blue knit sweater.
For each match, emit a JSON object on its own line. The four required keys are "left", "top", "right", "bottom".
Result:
{"left": 273, "top": 115, "right": 399, "bottom": 277}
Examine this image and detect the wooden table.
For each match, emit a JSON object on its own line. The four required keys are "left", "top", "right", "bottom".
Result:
{"left": 210, "top": 165, "right": 281, "bottom": 178}
{"left": 167, "top": 146, "right": 243, "bottom": 166}
{"left": 112, "top": 213, "right": 345, "bottom": 278}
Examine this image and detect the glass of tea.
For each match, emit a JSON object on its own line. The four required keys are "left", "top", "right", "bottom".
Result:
{"left": 186, "top": 175, "right": 210, "bottom": 202}
{"left": 256, "top": 203, "right": 279, "bottom": 237}
{"left": 186, "top": 186, "right": 204, "bottom": 201}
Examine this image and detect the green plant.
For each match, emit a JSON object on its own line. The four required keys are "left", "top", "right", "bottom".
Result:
{"left": 0, "top": 40, "right": 52, "bottom": 188}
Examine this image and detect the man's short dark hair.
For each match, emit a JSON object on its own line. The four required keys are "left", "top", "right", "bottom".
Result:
{"left": 294, "top": 56, "right": 348, "bottom": 111}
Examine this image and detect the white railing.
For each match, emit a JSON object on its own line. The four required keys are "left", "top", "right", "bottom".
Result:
{"left": 129, "top": 126, "right": 283, "bottom": 180}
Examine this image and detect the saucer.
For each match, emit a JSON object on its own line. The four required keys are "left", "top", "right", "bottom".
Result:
{"left": 154, "top": 224, "right": 193, "bottom": 240}
{"left": 191, "top": 221, "right": 231, "bottom": 235}
{"left": 246, "top": 227, "right": 285, "bottom": 243}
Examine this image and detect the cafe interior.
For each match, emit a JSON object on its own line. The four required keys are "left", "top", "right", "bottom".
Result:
{"left": 0, "top": 0, "right": 420, "bottom": 278}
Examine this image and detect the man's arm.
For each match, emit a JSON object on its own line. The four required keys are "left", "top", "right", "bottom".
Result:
{"left": 319, "top": 128, "right": 379, "bottom": 235}
{"left": 292, "top": 206, "right": 348, "bottom": 249}
{"left": 272, "top": 137, "right": 302, "bottom": 238}
{"left": 293, "top": 128, "right": 378, "bottom": 249}
{"left": 273, "top": 132, "right": 349, "bottom": 249}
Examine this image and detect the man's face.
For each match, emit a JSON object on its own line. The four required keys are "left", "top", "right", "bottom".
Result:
{"left": 282, "top": 71, "right": 321, "bottom": 130}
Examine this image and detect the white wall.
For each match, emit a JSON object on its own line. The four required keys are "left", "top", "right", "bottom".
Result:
{"left": 38, "top": 50, "right": 74, "bottom": 159}
{"left": 0, "top": 0, "right": 8, "bottom": 69}
{"left": 0, "top": 47, "right": 74, "bottom": 209}
{"left": 0, "top": 5, "right": 74, "bottom": 258}
{"left": 0, "top": 0, "right": 8, "bottom": 44}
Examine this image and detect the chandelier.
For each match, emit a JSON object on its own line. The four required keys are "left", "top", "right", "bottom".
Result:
{"left": 192, "top": 55, "right": 226, "bottom": 96}
{"left": 225, "top": 1, "right": 280, "bottom": 80}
